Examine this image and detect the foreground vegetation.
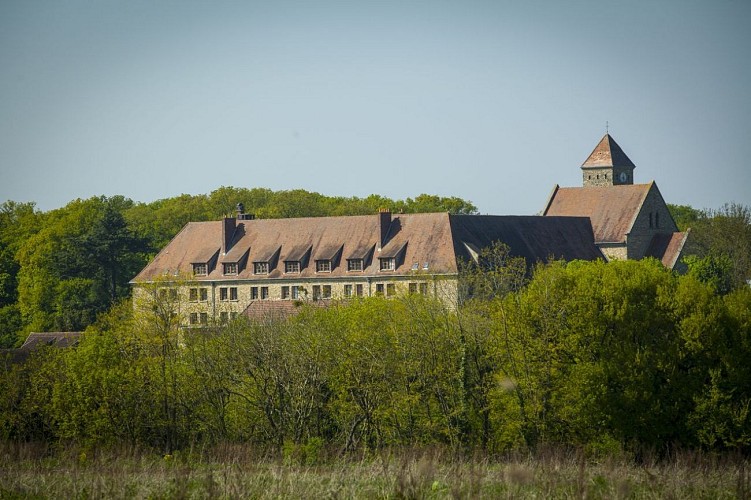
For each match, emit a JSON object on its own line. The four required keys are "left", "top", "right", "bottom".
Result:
{"left": 1, "top": 443, "right": 747, "bottom": 499}
{"left": 3, "top": 258, "right": 750, "bottom": 457}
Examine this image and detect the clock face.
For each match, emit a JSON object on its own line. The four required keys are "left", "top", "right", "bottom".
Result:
{"left": 619, "top": 172, "right": 627, "bottom": 182}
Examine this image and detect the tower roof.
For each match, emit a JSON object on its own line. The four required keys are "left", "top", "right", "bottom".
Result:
{"left": 582, "top": 134, "right": 636, "bottom": 169}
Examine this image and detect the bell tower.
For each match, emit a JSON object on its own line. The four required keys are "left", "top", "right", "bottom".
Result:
{"left": 581, "top": 134, "right": 635, "bottom": 187}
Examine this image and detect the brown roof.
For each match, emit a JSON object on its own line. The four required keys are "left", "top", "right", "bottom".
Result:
{"left": 132, "top": 212, "right": 603, "bottom": 283}
{"left": 582, "top": 134, "right": 636, "bottom": 168}
{"left": 242, "top": 299, "right": 333, "bottom": 321}
{"left": 21, "top": 332, "right": 81, "bottom": 349}
{"left": 543, "top": 183, "right": 653, "bottom": 243}
{"left": 644, "top": 231, "right": 690, "bottom": 269}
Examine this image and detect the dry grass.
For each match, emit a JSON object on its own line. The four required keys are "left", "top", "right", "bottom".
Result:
{"left": 0, "top": 442, "right": 747, "bottom": 499}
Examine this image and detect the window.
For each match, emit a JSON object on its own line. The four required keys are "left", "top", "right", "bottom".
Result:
{"left": 347, "top": 259, "right": 363, "bottom": 272}
{"left": 285, "top": 261, "right": 300, "bottom": 273}
{"left": 261, "top": 287, "right": 269, "bottom": 299}
{"left": 254, "top": 262, "right": 269, "bottom": 274}
{"left": 344, "top": 284, "right": 353, "bottom": 297}
{"left": 193, "top": 263, "right": 207, "bottom": 276}
{"left": 322, "top": 285, "right": 331, "bottom": 299}
{"left": 419, "top": 282, "right": 428, "bottom": 295}
{"left": 281, "top": 286, "right": 290, "bottom": 299}
{"left": 220, "top": 287, "right": 228, "bottom": 301}
{"left": 291, "top": 285, "right": 300, "bottom": 299}
{"left": 169, "top": 288, "right": 178, "bottom": 300}
{"left": 316, "top": 260, "right": 331, "bottom": 273}
{"left": 380, "top": 258, "right": 395, "bottom": 271}
{"left": 199, "top": 312, "right": 208, "bottom": 325}
{"left": 375, "top": 284, "right": 384, "bottom": 296}
{"left": 223, "top": 262, "right": 238, "bottom": 275}
{"left": 355, "top": 284, "right": 364, "bottom": 297}
{"left": 313, "top": 285, "right": 321, "bottom": 300}
{"left": 230, "top": 312, "right": 238, "bottom": 320}
{"left": 230, "top": 287, "right": 237, "bottom": 300}
{"left": 386, "top": 283, "right": 396, "bottom": 296}
{"left": 409, "top": 282, "right": 417, "bottom": 294}
{"left": 251, "top": 287, "right": 258, "bottom": 300}
{"left": 220, "top": 312, "right": 228, "bottom": 324}
{"left": 189, "top": 313, "right": 198, "bottom": 325}
{"left": 189, "top": 288, "right": 207, "bottom": 302}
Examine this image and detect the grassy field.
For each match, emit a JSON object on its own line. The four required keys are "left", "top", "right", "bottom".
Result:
{"left": 0, "top": 443, "right": 747, "bottom": 499}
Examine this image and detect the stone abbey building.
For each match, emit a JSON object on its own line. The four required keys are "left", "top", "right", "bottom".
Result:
{"left": 131, "top": 134, "right": 688, "bottom": 324}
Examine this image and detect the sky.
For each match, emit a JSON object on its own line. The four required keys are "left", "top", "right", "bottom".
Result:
{"left": 1, "top": 0, "right": 749, "bottom": 215}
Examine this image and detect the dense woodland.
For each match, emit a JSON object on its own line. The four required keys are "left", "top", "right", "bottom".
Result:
{"left": 0, "top": 188, "right": 750, "bottom": 456}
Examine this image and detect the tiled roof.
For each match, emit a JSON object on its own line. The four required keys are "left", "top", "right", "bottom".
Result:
{"left": 543, "top": 183, "right": 653, "bottom": 243}
{"left": 21, "top": 332, "right": 81, "bottom": 349}
{"left": 644, "top": 231, "right": 690, "bottom": 269}
{"left": 242, "top": 299, "right": 333, "bottom": 321}
{"left": 131, "top": 212, "right": 603, "bottom": 282}
{"left": 582, "top": 134, "right": 636, "bottom": 168}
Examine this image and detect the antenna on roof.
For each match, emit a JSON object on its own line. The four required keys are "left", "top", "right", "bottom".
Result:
{"left": 606, "top": 121, "right": 609, "bottom": 135}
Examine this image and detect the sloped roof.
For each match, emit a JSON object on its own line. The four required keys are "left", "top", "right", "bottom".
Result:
{"left": 644, "top": 231, "right": 690, "bottom": 269}
{"left": 449, "top": 215, "right": 604, "bottom": 263}
{"left": 242, "top": 299, "right": 333, "bottom": 322}
{"left": 21, "top": 332, "right": 81, "bottom": 349}
{"left": 132, "top": 212, "right": 603, "bottom": 283}
{"left": 543, "top": 183, "right": 653, "bottom": 243}
{"left": 582, "top": 134, "right": 636, "bottom": 169}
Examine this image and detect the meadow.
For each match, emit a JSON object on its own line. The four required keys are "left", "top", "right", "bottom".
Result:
{"left": 1, "top": 442, "right": 747, "bottom": 499}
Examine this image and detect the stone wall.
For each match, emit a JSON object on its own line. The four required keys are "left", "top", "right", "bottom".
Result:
{"left": 626, "top": 185, "right": 679, "bottom": 259}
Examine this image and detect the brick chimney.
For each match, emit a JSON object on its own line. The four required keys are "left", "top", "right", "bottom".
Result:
{"left": 378, "top": 208, "right": 391, "bottom": 250}
{"left": 222, "top": 217, "right": 236, "bottom": 255}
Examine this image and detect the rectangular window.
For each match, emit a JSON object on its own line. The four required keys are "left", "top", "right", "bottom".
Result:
{"left": 344, "top": 284, "right": 353, "bottom": 297}
{"left": 223, "top": 262, "right": 238, "bottom": 275}
{"left": 312, "top": 285, "right": 321, "bottom": 300}
{"left": 316, "top": 260, "right": 331, "bottom": 273}
{"left": 322, "top": 285, "right": 331, "bottom": 299}
{"left": 261, "top": 286, "right": 269, "bottom": 299}
{"left": 419, "top": 282, "right": 428, "bottom": 295}
{"left": 230, "top": 287, "right": 237, "bottom": 300}
{"left": 375, "top": 284, "right": 384, "bottom": 296}
{"left": 199, "top": 288, "right": 208, "bottom": 302}
{"left": 409, "top": 282, "right": 417, "bottom": 294}
{"left": 380, "top": 258, "right": 395, "bottom": 271}
{"left": 386, "top": 283, "right": 396, "bottom": 296}
{"left": 230, "top": 312, "right": 238, "bottom": 320}
{"left": 189, "top": 288, "right": 198, "bottom": 302}
{"left": 356, "top": 284, "right": 364, "bottom": 297}
{"left": 199, "top": 312, "right": 208, "bottom": 324}
{"left": 281, "top": 286, "right": 290, "bottom": 299}
{"left": 291, "top": 285, "right": 300, "bottom": 299}
{"left": 219, "top": 312, "right": 228, "bottom": 324}
{"left": 347, "top": 259, "right": 363, "bottom": 272}
{"left": 220, "top": 287, "right": 228, "bottom": 301}
{"left": 169, "top": 288, "right": 178, "bottom": 300}
{"left": 254, "top": 262, "right": 269, "bottom": 274}
{"left": 193, "top": 263, "right": 207, "bottom": 276}
{"left": 189, "top": 313, "right": 198, "bottom": 325}
{"left": 251, "top": 287, "right": 258, "bottom": 300}
{"left": 285, "top": 261, "right": 300, "bottom": 273}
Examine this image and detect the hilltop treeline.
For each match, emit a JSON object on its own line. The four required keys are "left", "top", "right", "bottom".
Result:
{"left": 0, "top": 188, "right": 477, "bottom": 347}
{"left": 2, "top": 258, "right": 750, "bottom": 456}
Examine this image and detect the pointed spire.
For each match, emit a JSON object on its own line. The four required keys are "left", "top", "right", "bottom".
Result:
{"left": 582, "top": 134, "right": 636, "bottom": 168}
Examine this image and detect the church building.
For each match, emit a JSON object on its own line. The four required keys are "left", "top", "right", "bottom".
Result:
{"left": 542, "top": 134, "right": 689, "bottom": 270}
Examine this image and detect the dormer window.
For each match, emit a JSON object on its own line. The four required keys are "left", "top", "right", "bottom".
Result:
{"left": 285, "top": 261, "right": 301, "bottom": 274}
{"left": 254, "top": 262, "right": 269, "bottom": 275}
{"left": 347, "top": 259, "right": 363, "bottom": 272}
{"left": 380, "top": 257, "right": 395, "bottom": 271}
{"left": 193, "top": 263, "right": 208, "bottom": 276}
{"left": 223, "top": 263, "right": 238, "bottom": 275}
{"left": 316, "top": 260, "right": 331, "bottom": 273}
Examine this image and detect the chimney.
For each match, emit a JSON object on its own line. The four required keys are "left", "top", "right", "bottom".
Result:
{"left": 235, "top": 202, "right": 255, "bottom": 220}
{"left": 378, "top": 208, "right": 391, "bottom": 250}
{"left": 222, "top": 217, "right": 236, "bottom": 255}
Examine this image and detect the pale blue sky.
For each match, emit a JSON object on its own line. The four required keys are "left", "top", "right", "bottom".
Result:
{"left": 1, "top": 0, "right": 749, "bottom": 214}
